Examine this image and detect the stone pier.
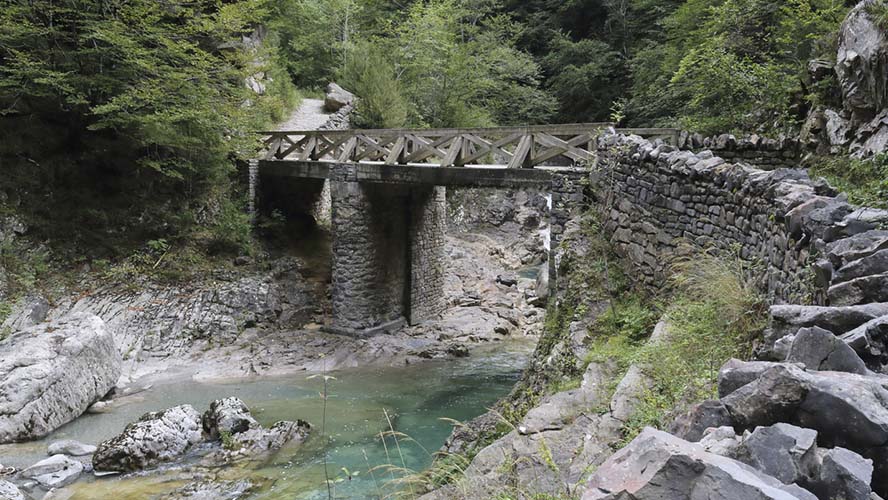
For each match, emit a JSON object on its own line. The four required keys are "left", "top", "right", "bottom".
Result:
{"left": 327, "top": 173, "right": 447, "bottom": 336}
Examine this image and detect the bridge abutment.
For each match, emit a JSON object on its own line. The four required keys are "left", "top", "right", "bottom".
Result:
{"left": 328, "top": 172, "right": 446, "bottom": 336}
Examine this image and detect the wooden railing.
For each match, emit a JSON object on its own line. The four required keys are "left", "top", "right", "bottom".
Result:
{"left": 258, "top": 124, "right": 680, "bottom": 168}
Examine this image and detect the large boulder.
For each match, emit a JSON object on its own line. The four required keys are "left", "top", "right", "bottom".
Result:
{"left": 0, "top": 313, "right": 120, "bottom": 443}
{"left": 324, "top": 83, "right": 354, "bottom": 112}
{"left": 813, "top": 447, "right": 874, "bottom": 500}
{"left": 582, "top": 427, "right": 817, "bottom": 500}
{"left": 92, "top": 405, "right": 204, "bottom": 472}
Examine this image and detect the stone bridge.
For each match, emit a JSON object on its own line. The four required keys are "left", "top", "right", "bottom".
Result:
{"left": 256, "top": 124, "right": 678, "bottom": 336}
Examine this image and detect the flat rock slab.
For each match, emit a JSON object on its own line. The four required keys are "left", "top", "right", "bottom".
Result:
{"left": 0, "top": 313, "right": 120, "bottom": 443}
{"left": 582, "top": 427, "right": 816, "bottom": 500}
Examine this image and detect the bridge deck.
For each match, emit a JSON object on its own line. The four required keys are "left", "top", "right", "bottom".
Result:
{"left": 259, "top": 124, "right": 679, "bottom": 169}
{"left": 259, "top": 160, "right": 558, "bottom": 188}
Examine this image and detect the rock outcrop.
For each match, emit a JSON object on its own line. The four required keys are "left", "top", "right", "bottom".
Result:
{"left": 836, "top": 1, "right": 888, "bottom": 156}
{"left": 92, "top": 405, "right": 204, "bottom": 473}
{"left": 0, "top": 313, "right": 120, "bottom": 443}
{"left": 93, "top": 398, "right": 310, "bottom": 474}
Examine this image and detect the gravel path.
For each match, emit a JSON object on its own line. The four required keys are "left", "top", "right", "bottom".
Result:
{"left": 274, "top": 98, "right": 331, "bottom": 131}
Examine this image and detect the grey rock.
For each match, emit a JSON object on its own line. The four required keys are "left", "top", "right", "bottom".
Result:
{"left": 840, "top": 315, "right": 888, "bottom": 369}
{"left": 160, "top": 479, "right": 254, "bottom": 500}
{"left": 519, "top": 387, "right": 600, "bottom": 435}
{"left": 202, "top": 398, "right": 259, "bottom": 439}
{"left": 610, "top": 365, "right": 652, "bottom": 422}
{"left": 787, "top": 326, "right": 868, "bottom": 374}
{"left": 719, "top": 358, "right": 786, "bottom": 397}
{"left": 787, "top": 197, "right": 853, "bottom": 240}
{"left": 826, "top": 230, "right": 888, "bottom": 268}
{"left": 324, "top": 82, "right": 354, "bottom": 112}
{"left": 0, "top": 480, "right": 23, "bottom": 500}
{"left": 829, "top": 272, "right": 888, "bottom": 306}
{"left": 47, "top": 440, "right": 97, "bottom": 457}
{"left": 0, "top": 313, "right": 120, "bottom": 443}
{"left": 670, "top": 399, "right": 734, "bottom": 442}
{"left": 835, "top": 249, "right": 888, "bottom": 285}
{"left": 734, "top": 423, "right": 818, "bottom": 485}
{"left": 223, "top": 420, "right": 309, "bottom": 458}
{"left": 699, "top": 426, "right": 743, "bottom": 457}
{"left": 92, "top": 405, "right": 204, "bottom": 472}
{"left": 814, "top": 447, "right": 873, "bottom": 500}
{"left": 826, "top": 208, "right": 888, "bottom": 243}
{"left": 837, "top": 1, "right": 888, "bottom": 154}
{"left": 21, "top": 454, "right": 83, "bottom": 489}
{"left": 582, "top": 427, "right": 816, "bottom": 500}
{"left": 764, "top": 303, "right": 888, "bottom": 358}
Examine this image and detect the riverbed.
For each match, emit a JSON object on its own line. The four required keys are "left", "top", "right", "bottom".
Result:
{"left": 0, "top": 340, "right": 532, "bottom": 499}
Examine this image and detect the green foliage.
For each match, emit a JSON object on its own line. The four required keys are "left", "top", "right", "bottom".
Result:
{"left": 622, "top": 251, "right": 766, "bottom": 442}
{"left": 809, "top": 153, "right": 888, "bottom": 209}
{"left": 541, "top": 35, "right": 624, "bottom": 122}
{"left": 219, "top": 430, "right": 238, "bottom": 451}
{"left": 0, "top": 0, "right": 296, "bottom": 262}
{"left": 267, "top": 0, "right": 360, "bottom": 88}
{"left": 597, "top": 298, "right": 659, "bottom": 343}
{"left": 340, "top": 42, "right": 409, "bottom": 129}
{"left": 866, "top": 0, "right": 888, "bottom": 30}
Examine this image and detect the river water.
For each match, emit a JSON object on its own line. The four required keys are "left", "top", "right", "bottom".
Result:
{"left": 0, "top": 340, "right": 532, "bottom": 499}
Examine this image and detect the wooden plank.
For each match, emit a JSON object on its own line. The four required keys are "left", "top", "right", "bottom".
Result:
{"left": 507, "top": 135, "right": 533, "bottom": 169}
{"left": 338, "top": 137, "right": 357, "bottom": 162}
{"left": 462, "top": 132, "right": 521, "bottom": 164}
{"left": 532, "top": 133, "right": 593, "bottom": 164}
{"left": 298, "top": 136, "right": 318, "bottom": 161}
{"left": 404, "top": 134, "right": 455, "bottom": 163}
{"left": 385, "top": 136, "right": 407, "bottom": 165}
{"left": 440, "top": 137, "right": 464, "bottom": 167}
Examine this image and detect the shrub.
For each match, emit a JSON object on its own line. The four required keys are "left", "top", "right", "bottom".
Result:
{"left": 809, "top": 153, "right": 888, "bottom": 209}
{"left": 339, "top": 42, "right": 409, "bottom": 129}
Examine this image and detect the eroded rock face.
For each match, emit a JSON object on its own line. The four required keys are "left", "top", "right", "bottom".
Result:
{"left": 582, "top": 427, "right": 816, "bottom": 500}
{"left": 836, "top": 1, "right": 888, "bottom": 156}
{"left": 0, "top": 313, "right": 120, "bottom": 443}
{"left": 92, "top": 405, "right": 204, "bottom": 472}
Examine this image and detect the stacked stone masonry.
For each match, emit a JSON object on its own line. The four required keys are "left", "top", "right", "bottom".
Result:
{"left": 330, "top": 179, "right": 409, "bottom": 333}
{"left": 595, "top": 132, "right": 885, "bottom": 308}
{"left": 678, "top": 131, "right": 801, "bottom": 171}
{"left": 329, "top": 164, "right": 447, "bottom": 335}
{"left": 408, "top": 186, "right": 448, "bottom": 325}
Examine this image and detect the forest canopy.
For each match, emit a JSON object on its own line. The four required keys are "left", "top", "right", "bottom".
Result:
{"left": 0, "top": 0, "right": 858, "bottom": 259}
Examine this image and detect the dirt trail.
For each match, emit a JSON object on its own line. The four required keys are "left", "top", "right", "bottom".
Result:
{"left": 274, "top": 98, "right": 330, "bottom": 131}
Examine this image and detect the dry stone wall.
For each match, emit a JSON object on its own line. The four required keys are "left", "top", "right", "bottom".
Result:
{"left": 595, "top": 131, "right": 887, "bottom": 308}
{"left": 679, "top": 132, "right": 802, "bottom": 171}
